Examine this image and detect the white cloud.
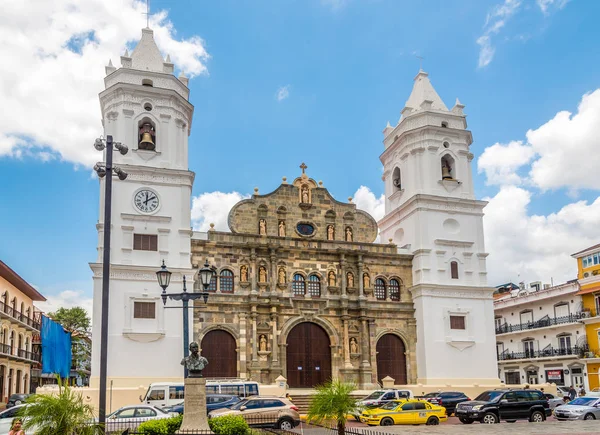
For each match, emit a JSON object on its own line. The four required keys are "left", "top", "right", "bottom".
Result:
{"left": 484, "top": 186, "right": 600, "bottom": 285}
{"left": 527, "top": 89, "right": 600, "bottom": 191}
{"left": 191, "top": 191, "right": 250, "bottom": 231}
{"left": 477, "top": 140, "right": 535, "bottom": 186}
{"left": 537, "top": 0, "right": 570, "bottom": 14}
{"left": 353, "top": 186, "right": 385, "bottom": 221}
{"left": 476, "top": 0, "right": 522, "bottom": 68}
{"left": 276, "top": 85, "right": 290, "bottom": 102}
{"left": 0, "top": 0, "right": 209, "bottom": 167}
{"left": 35, "top": 290, "right": 94, "bottom": 323}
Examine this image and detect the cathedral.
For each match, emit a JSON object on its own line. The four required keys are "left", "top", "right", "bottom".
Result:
{"left": 90, "top": 28, "right": 498, "bottom": 392}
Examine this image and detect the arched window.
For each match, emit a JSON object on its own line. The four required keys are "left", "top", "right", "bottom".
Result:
{"left": 389, "top": 279, "right": 401, "bottom": 301}
{"left": 219, "top": 269, "right": 234, "bottom": 293}
{"left": 392, "top": 167, "right": 402, "bottom": 191}
{"left": 11, "top": 298, "right": 17, "bottom": 316}
{"left": 292, "top": 274, "right": 306, "bottom": 297}
{"left": 19, "top": 302, "right": 24, "bottom": 320}
{"left": 441, "top": 154, "right": 456, "bottom": 180}
{"left": 1, "top": 292, "right": 6, "bottom": 312}
{"left": 207, "top": 274, "right": 217, "bottom": 292}
{"left": 9, "top": 332, "right": 14, "bottom": 354}
{"left": 374, "top": 278, "right": 386, "bottom": 300}
{"left": 308, "top": 275, "right": 321, "bottom": 298}
{"left": 450, "top": 261, "right": 459, "bottom": 279}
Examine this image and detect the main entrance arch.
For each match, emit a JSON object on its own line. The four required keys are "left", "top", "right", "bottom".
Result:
{"left": 201, "top": 330, "right": 237, "bottom": 378}
{"left": 376, "top": 334, "right": 407, "bottom": 385}
{"left": 286, "top": 322, "right": 331, "bottom": 388}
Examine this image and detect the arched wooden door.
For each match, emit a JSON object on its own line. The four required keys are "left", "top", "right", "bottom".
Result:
{"left": 201, "top": 330, "right": 237, "bottom": 378}
{"left": 286, "top": 322, "right": 331, "bottom": 388}
{"left": 376, "top": 334, "right": 407, "bottom": 385}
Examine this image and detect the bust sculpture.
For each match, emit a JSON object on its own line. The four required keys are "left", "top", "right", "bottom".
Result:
{"left": 181, "top": 342, "right": 208, "bottom": 377}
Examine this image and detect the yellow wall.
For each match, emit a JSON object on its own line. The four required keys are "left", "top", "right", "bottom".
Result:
{"left": 576, "top": 256, "right": 600, "bottom": 281}
{"left": 587, "top": 363, "right": 600, "bottom": 391}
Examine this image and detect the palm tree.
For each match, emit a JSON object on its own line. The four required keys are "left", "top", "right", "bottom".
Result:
{"left": 306, "top": 379, "right": 360, "bottom": 435}
{"left": 19, "top": 379, "right": 101, "bottom": 435}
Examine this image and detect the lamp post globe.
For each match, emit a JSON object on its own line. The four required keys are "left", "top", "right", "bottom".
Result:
{"left": 156, "top": 260, "right": 172, "bottom": 291}
{"left": 199, "top": 259, "right": 216, "bottom": 291}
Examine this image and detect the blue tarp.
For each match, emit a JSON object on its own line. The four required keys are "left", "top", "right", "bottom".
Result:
{"left": 41, "top": 315, "right": 72, "bottom": 379}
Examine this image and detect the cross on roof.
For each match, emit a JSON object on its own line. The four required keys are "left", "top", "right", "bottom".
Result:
{"left": 416, "top": 55, "right": 425, "bottom": 71}
{"left": 142, "top": 0, "right": 151, "bottom": 28}
{"left": 300, "top": 162, "right": 307, "bottom": 174}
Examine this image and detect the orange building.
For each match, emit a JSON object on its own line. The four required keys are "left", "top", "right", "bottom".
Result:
{"left": 573, "top": 244, "right": 600, "bottom": 390}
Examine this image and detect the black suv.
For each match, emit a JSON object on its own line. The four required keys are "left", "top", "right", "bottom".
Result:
{"left": 423, "top": 392, "right": 470, "bottom": 415}
{"left": 455, "top": 389, "right": 551, "bottom": 424}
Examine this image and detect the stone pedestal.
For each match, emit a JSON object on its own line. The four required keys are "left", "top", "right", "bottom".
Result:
{"left": 178, "top": 377, "right": 213, "bottom": 433}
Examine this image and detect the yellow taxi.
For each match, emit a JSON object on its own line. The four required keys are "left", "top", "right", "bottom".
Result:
{"left": 360, "top": 399, "right": 447, "bottom": 426}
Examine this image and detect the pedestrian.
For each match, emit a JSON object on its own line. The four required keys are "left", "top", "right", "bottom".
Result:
{"left": 524, "top": 384, "right": 530, "bottom": 389}
{"left": 540, "top": 387, "right": 545, "bottom": 393}
{"left": 579, "top": 385, "right": 587, "bottom": 397}
{"left": 9, "top": 418, "right": 25, "bottom": 435}
{"left": 568, "top": 385, "right": 577, "bottom": 401}
{"left": 285, "top": 393, "right": 293, "bottom": 402}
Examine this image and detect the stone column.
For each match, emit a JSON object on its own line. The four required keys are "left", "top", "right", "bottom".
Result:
{"left": 270, "top": 308, "right": 279, "bottom": 363}
{"left": 270, "top": 248, "right": 277, "bottom": 294}
{"left": 357, "top": 255, "right": 365, "bottom": 299}
{"left": 360, "top": 317, "right": 370, "bottom": 368}
{"left": 368, "top": 319, "right": 377, "bottom": 383}
{"left": 239, "top": 312, "right": 247, "bottom": 378}
{"left": 342, "top": 315, "right": 352, "bottom": 368}
{"left": 339, "top": 253, "right": 347, "bottom": 296}
{"left": 250, "top": 310, "right": 258, "bottom": 362}
{"left": 250, "top": 248, "right": 257, "bottom": 295}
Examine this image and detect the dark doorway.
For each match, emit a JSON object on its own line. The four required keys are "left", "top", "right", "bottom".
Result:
{"left": 376, "top": 334, "right": 407, "bottom": 385}
{"left": 286, "top": 322, "right": 331, "bottom": 388}
{"left": 0, "top": 365, "right": 4, "bottom": 401}
{"left": 201, "top": 330, "right": 237, "bottom": 378}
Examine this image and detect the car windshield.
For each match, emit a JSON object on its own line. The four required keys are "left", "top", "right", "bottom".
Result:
{"left": 380, "top": 401, "right": 400, "bottom": 410}
{"left": 229, "top": 399, "right": 248, "bottom": 410}
{"left": 569, "top": 398, "right": 597, "bottom": 406}
{"left": 424, "top": 393, "right": 438, "bottom": 398}
{"left": 364, "top": 391, "right": 385, "bottom": 400}
{"left": 474, "top": 391, "right": 504, "bottom": 402}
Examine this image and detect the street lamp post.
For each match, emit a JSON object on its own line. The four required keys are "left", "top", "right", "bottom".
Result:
{"left": 156, "top": 259, "right": 215, "bottom": 378}
{"left": 93, "top": 135, "right": 129, "bottom": 431}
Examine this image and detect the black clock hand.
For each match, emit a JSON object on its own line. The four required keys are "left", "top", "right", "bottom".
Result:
{"left": 144, "top": 195, "right": 157, "bottom": 205}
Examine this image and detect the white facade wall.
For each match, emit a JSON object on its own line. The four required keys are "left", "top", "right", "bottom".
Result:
{"left": 494, "top": 282, "right": 589, "bottom": 391}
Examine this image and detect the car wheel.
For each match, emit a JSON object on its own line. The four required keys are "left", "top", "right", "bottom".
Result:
{"left": 459, "top": 417, "right": 474, "bottom": 424}
{"left": 529, "top": 411, "right": 544, "bottom": 423}
{"left": 584, "top": 413, "right": 596, "bottom": 421}
{"left": 380, "top": 417, "right": 394, "bottom": 426}
{"left": 14, "top": 400, "right": 22, "bottom": 405}
{"left": 426, "top": 417, "right": 439, "bottom": 426}
{"left": 481, "top": 413, "right": 498, "bottom": 424}
{"left": 277, "top": 418, "right": 294, "bottom": 430}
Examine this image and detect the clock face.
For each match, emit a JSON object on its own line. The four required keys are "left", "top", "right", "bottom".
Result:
{"left": 134, "top": 189, "right": 159, "bottom": 213}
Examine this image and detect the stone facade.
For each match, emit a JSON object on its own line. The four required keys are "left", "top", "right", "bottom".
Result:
{"left": 190, "top": 167, "right": 417, "bottom": 388}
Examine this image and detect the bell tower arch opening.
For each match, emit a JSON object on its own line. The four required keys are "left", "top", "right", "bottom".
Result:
{"left": 138, "top": 117, "right": 156, "bottom": 151}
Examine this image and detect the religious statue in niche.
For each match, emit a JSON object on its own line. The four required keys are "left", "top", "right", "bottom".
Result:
{"left": 328, "top": 271, "right": 336, "bottom": 287}
{"left": 259, "top": 334, "right": 268, "bottom": 352}
{"left": 278, "top": 220, "right": 286, "bottom": 237}
{"left": 278, "top": 267, "right": 286, "bottom": 284}
{"left": 138, "top": 122, "right": 156, "bottom": 151}
{"left": 350, "top": 337, "right": 359, "bottom": 354}
{"left": 301, "top": 186, "right": 310, "bottom": 204}
{"left": 259, "top": 219, "right": 267, "bottom": 235}
{"left": 363, "top": 273, "right": 370, "bottom": 288}
{"left": 259, "top": 266, "right": 267, "bottom": 283}
{"left": 347, "top": 272, "right": 354, "bottom": 287}
{"left": 345, "top": 227, "right": 353, "bottom": 242}
{"left": 327, "top": 225, "right": 335, "bottom": 241}
{"left": 240, "top": 265, "right": 248, "bottom": 282}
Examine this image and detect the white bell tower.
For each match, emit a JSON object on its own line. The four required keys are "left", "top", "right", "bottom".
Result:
{"left": 90, "top": 28, "right": 195, "bottom": 389}
{"left": 378, "top": 70, "right": 499, "bottom": 385}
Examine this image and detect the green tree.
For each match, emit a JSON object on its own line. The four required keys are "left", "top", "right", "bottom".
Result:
{"left": 19, "top": 379, "right": 101, "bottom": 434}
{"left": 48, "top": 307, "right": 92, "bottom": 381}
{"left": 306, "top": 380, "right": 360, "bottom": 435}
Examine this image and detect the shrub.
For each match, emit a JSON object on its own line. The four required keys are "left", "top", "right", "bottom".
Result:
{"left": 138, "top": 415, "right": 182, "bottom": 435}
{"left": 208, "top": 415, "right": 249, "bottom": 435}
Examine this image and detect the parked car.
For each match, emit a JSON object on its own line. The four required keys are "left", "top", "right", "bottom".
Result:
{"left": 6, "top": 394, "right": 30, "bottom": 408}
{"left": 360, "top": 399, "right": 447, "bottom": 426}
{"left": 0, "top": 405, "right": 26, "bottom": 435}
{"left": 208, "top": 397, "right": 300, "bottom": 430}
{"left": 421, "top": 391, "right": 470, "bottom": 415}
{"left": 103, "top": 405, "right": 176, "bottom": 432}
{"left": 164, "top": 394, "right": 241, "bottom": 415}
{"left": 357, "top": 389, "right": 414, "bottom": 408}
{"left": 554, "top": 396, "right": 600, "bottom": 420}
{"left": 544, "top": 393, "right": 566, "bottom": 410}
{"left": 454, "top": 389, "right": 551, "bottom": 424}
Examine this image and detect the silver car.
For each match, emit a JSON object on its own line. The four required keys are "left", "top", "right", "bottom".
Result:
{"left": 553, "top": 397, "right": 600, "bottom": 421}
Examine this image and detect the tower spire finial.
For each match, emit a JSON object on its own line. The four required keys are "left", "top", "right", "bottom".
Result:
{"left": 142, "top": 0, "right": 151, "bottom": 28}
{"left": 416, "top": 55, "right": 425, "bottom": 72}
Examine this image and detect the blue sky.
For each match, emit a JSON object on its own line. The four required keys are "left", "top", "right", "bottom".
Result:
{"left": 1, "top": 0, "right": 599, "bottom": 313}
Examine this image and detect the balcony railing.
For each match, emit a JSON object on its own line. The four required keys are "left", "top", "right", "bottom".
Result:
{"left": 0, "top": 301, "right": 41, "bottom": 330}
{"left": 496, "top": 312, "right": 588, "bottom": 334}
{"left": 0, "top": 343, "right": 41, "bottom": 362}
{"left": 498, "top": 345, "right": 586, "bottom": 361}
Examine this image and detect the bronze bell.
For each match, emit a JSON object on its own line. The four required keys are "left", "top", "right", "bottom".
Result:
{"left": 139, "top": 132, "right": 155, "bottom": 150}
{"left": 442, "top": 164, "right": 452, "bottom": 180}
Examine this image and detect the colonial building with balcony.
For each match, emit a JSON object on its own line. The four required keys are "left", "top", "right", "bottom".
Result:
{"left": 573, "top": 243, "right": 600, "bottom": 390}
{"left": 0, "top": 261, "right": 45, "bottom": 400}
{"left": 494, "top": 279, "right": 589, "bottom": 390}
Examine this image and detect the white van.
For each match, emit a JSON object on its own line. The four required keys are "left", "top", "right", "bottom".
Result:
{"left": 141, "top": 379, "right": 260, "bottom": 409}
